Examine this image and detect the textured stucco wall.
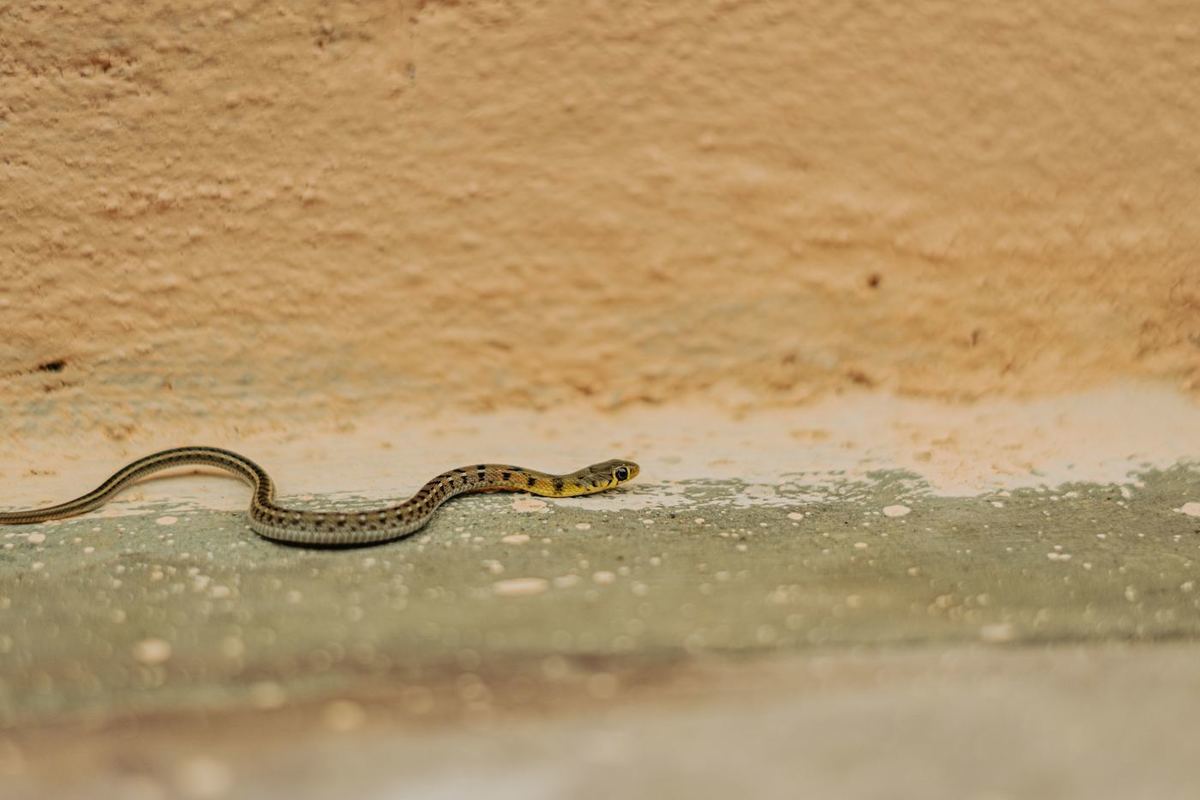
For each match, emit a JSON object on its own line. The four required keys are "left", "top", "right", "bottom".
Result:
{"left": 2, "top": 2, "right": 1198, "bottom": 435}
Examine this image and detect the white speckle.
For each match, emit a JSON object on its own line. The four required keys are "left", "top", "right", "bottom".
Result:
{"left": 1181, "top": 581, "right": 1195, "bottom": 593}
{"left": 641, "top": 518, "right": 655, "bottom": 525}
{"left": 133, "top": 637, "right": 172, "bottom": 665}
{"left": 31, "top": 562, "right": 44, "bottom": 571}
{"left": 574, "top": 522, "right": 592, "bottom": 531}
{"left": 990, "top": 501, "right": 1005, "bottom": 508}
{"left": 322, "top": 700, "right": 367, "bottom": 732}
{"left": 592, "top": 570, "right": 616, "bottom": 585}
{"left": 220, "top": 636, "right": 244, "bottom": 658}
{"left": 1176, "top": 502, "right": 1200, "bottom": 517}
{"left": 882, "top": 505, "right": 911, "bottom": 518}
{"left": 501, "top": 534, "right": 530, "bottom": 544}
{"left": 853, "top": 542, "right": 868, "bottom": 550}
{"left": 511, "top": 497, "right": 548, "bottom": 513}
{"left": 175, "top": 756, "right": 233, "bottom": 799}
{"left": 156, "top": 516, "right": 178, "bottom": 526}
{"left": 787, "top": 512, "right": 804, "bottom": 520}
{"left": 553, "top": 574, "right": 581, "bottom": 588}
{"left": 979, "top": 623, "right": 1015, "bottom": 643}
{"left": 1124, "top": 586, "right": 1139, "bottom": 602}
{"left": 250, "top": 681, "right": 287, "bottom": 709}
{"left": 492, "top": 577, "right": 549, "bottom": 596}
{"left": 26, "top": 532, "right": 46, "bottom": 544}
{"left": 694, "top": 517, "right": 706, "bottom": 524}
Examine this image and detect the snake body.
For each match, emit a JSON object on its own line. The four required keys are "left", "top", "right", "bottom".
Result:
{"left": 0, "top": 446, "right": 640, "bottom": 546}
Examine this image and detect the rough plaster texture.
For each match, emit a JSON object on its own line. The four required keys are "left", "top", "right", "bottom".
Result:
{"left": 2, "top": 1, "right": 1199, "bottom": 433}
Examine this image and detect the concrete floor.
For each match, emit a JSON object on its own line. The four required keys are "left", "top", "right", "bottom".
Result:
{"left": 3, "top": 459, "right": 1200, "bottom": 798}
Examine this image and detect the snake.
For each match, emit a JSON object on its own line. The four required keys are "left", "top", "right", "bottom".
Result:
{"left": 0, "top": 446, "right": 640, "bottom": 546}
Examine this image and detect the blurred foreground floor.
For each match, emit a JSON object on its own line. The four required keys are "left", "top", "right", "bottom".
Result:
{"left": 7, "top": 643, "right": 1200, "bottom": 800}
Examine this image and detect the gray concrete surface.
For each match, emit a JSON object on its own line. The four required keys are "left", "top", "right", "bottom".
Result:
{"left": 2, "top": 464, "right": 1200, "bottom": 798}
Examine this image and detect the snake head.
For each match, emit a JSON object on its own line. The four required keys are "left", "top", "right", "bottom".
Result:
{"left": 581, "top": 458, "right": 640, "bottom": 489}
{"left": 612, "top": 460, "right": 639, "bottom": 484}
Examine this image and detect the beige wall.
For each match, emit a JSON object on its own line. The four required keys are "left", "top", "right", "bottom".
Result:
{"left": 3, "top": 2, "right": 1198, "bottom": 436}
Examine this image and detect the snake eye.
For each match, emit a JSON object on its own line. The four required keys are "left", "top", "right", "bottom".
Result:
{"left": 614, "top": 466, "right": 629, "bottom": 481}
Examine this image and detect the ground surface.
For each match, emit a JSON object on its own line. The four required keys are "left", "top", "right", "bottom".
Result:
{"left": 3, "top": 389, "right": 1200, "bottom": 798}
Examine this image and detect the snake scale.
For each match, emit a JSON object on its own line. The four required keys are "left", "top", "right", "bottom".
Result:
{"left": 0, "top": 446, "right": 640, "bottom": 546}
